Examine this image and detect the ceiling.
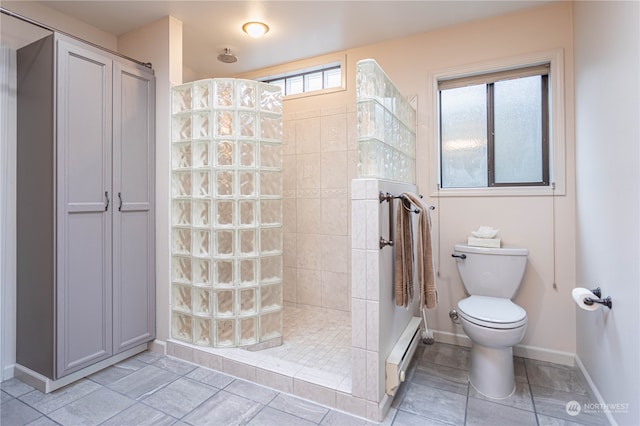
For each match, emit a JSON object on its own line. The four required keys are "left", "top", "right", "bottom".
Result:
{"left": 2, "top": 1, "right": 550, "bottom": 79}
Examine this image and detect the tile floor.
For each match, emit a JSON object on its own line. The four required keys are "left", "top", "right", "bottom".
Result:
{"left": 1, "top": 342, "right": 610, "bottom": 426}
{"left": 260, "top": 306, "right": 351, "bottom": 379}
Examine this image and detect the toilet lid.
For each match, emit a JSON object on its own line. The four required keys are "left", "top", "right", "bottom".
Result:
{"left": 458, "top": 296, "right": 527, "bottom": 329}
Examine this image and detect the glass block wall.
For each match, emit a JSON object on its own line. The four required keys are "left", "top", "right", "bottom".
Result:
{"left": 170, "top": 79, "right": 283, "bottom": 348}
{"left": 356, "top": 59, "right": 416, "bottom": 184}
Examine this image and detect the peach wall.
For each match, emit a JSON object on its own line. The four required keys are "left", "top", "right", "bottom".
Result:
{"left": 244, "top": 1, "right": 576, "bottom": 361}
{"left": 1, "top": 1, "right": 117, "bottom": 50}
{"left": 574, "top": 1, "right": 639, "bottom": 424}
{"left": 118, "top": 17, "right": 184, "bottom": 345}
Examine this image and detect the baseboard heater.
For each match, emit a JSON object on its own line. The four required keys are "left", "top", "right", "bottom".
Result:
{"left": 385, "top": 316, "right": 423, "bottom": 396}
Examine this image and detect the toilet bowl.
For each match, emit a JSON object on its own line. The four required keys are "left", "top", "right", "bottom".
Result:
{"left": 453, "top": 244, "right": 529, "bottom": 399}
{"left": 457, "top": 295, "right": 527, "bottom": 398}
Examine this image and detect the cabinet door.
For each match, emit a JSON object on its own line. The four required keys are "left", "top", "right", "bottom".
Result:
{"left": 112, "top": 62, "right": 156, "bottom": 353}
{"left": 56, "top": 39, "right": 113, "bottom": 378}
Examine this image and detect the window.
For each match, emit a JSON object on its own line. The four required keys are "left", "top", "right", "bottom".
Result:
{"left": 260, "top": 63, "right": 342, "bottom": 96}
{"left": 438, "top": 64, "right": 550, "bottom": 188}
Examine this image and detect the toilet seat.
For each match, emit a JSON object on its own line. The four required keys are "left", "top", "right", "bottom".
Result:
{"left": 458, "top": 295, "right": 527, "bottom": 329}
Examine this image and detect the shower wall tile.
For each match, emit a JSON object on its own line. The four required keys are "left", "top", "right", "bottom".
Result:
{"left": 351, "top": 348, "right": 367, "bottom": 398}
{"left": 336, "top": 393, "right": 367, "bottom": 419}
{"left": 283, "top": 119, "right": 296, "bottom": 156}
{"left": 321, "top": 105, "right": 347, "bottom": 117}
{"left": 283, "top": 107, "right": 352, "bottom": 312}
{"left": 347, "top": 111, "right": 358, "bottom": 151}
{"left": 282, "top": 198, "right": 297, "bottom": 234}
{"left": 321, "top": 271, "right": 349, "bottom": 311}
{"left": 283, "top": 233, "right": 297, "bottom": 268}
{"left": 296, "top": 153, "right": 321, "bottom": 189}
{"left": 351, "top": 179, "right": 367, "bottom": 200}
{"left": 222, "top": 358, "right": 256, "bottom": 382}
{"left": 293, "top": 379, "right": 336, "bottom": 409}
{"left": 347, "top": 200, "right": 353, "bottom": 239}
{"left": 366, "top": 251, "right": 380, "bottom": 301}
{"left": 321, "top": 235, "right": 349, "bottom": 274}
{"left": 283, "top": 267, "right": 297, "bottom": 303}
{"left": 366, "top": 400, "right": 387, "bottom": 424}
{"left": 366, "top": 301, "right": 380, "bottom": 352}
{"left": 295, "top": 109, "right": 321, "bottom": 120}
{"left": 365, "top": 179, "right": 380, "bottom": 200}
{"left": 295, "top": 198, "right": 321, "bottom": 234}
{"left": 351, "top": 249, "right": 366, "bottom": 299}
{"left": 255, "top": 368, "right": 294, "bottom": 394}
{"left": 321, "top": 197, "right": 348, "bottom": 236}
{"left": 167, "top": 341, "right": 195, "bottom": 362}
{"left": 365, "top": 200, "right": 380, "bottom": 250}
{"left": 351, "top": 200, "right": 367, "bottom": 249}
{"left": 296, "top": 269, "right": 322, "bottom": 306}
{"left": 352, "top": 178, "right": 418, "bottom": 409}
{"left": 283, "top": 155, "right": 297, "bottom": 190}
{"left": 321, "top": 151, "right": 348, "bottom": 189}
{"left": 351, "top": 299, "right": 366, "bottom": 349}
{"left": 321, "top": 113, "right": 348, "bottom": 152}
{"left": 192, "top": 349, "right": 223, "bottom": 371}
{"left": 347, "top": 149, "right": 359, "bottom": 184}
{"left": 365, "top": 350, "right": 379, "bottom": 402}
{"left": 295, "top": 117, "right": 321, "bottom": 154}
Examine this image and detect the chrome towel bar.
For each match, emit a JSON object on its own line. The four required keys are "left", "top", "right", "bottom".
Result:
{"left": 379, "top": 192, "right": 435, "bottom": 249}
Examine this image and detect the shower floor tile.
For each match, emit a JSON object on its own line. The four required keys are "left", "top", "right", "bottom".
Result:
{"left": 259, "top": 306, "right": 352, "bottom": 382}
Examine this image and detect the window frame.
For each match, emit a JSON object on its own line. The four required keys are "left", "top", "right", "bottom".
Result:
{"left": 263, "top": 64, "right": 341, "bottom": 96}
{"left": 438, "top": 69, "right": 550, "bottom": 188}
{"left": 243, "top": 53, "right": 347, "bottom": 100}
{"left": 488, "top": 74, "right": 549, "bottom": 187}
{"left": 427, "top": 49, "right": 566, "bottom": 197}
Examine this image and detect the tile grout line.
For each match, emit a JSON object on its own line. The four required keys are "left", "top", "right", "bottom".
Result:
{"left": 523, "top": 358, "right": 541, "bottom": 426}
{"left": 463, "top": 376, "right": 471, "bottom": 426}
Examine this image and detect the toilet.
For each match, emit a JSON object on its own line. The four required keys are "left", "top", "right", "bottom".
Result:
{"left": 453, "top": 243, "right": 528, "bottom": 399}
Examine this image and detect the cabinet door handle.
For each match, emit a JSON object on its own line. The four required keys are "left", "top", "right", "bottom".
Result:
{"left": 105, "top": 191, "right": 109, "bottom": 211}
{"left": 118, "top": 192, "right": 123, "bottom": 211}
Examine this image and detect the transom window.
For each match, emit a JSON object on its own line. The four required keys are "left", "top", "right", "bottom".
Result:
{"left": 260, "top": 63, "right": 342, "bottom": 96}
{"left": 438, "top": 64, "right": 550, "bottom": 188}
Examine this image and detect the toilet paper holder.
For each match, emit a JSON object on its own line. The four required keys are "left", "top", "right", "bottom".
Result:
{"left": 584, "top": 287, "right": 613, "bottom": 309}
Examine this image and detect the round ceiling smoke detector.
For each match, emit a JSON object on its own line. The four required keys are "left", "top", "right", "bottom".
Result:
{"left": 217, "top": 48, "right": 237, "bottom": 64}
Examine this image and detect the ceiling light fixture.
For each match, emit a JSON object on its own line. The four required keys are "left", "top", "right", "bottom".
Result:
{"left": 242, "top": 21, "right": 269, "bottom": 38}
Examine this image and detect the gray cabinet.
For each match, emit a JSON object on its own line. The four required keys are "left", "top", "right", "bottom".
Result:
{"left": 112, "top": 62, "right": 156, "bottom": 354}
{"left": 16, "top": 33, "right": 155, "bottom": 389}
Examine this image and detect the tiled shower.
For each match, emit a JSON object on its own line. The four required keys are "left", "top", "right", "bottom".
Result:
{"left": 166, "top": 60, "right": 417, "bottom": 421}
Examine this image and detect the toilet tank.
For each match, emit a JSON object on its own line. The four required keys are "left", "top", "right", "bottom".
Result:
{"left": 453, "top": 244, "right": 528, "bottom": 299}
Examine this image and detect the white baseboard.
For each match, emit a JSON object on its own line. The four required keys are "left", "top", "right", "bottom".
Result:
{"left": 149, "top": 339, "right": 167, "bottom": 355}
{"left": 575, "top": 354, "right": 617, "bottom": 426}
{"left": 2, "top": 363, "right": 15, "bottom": 381}
{"left": 432, "top": 330, "right": 472, "bottom": 348}
{"left": 433, "top": 330, "right": 575, "bottom": 366}
{"left": 514, "top": 343, "right": 574, "bottom": 366}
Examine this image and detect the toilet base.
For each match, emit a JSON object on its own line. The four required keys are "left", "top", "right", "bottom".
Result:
{"left": 469, "top": 343, "right": 516, "bottom": 399}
